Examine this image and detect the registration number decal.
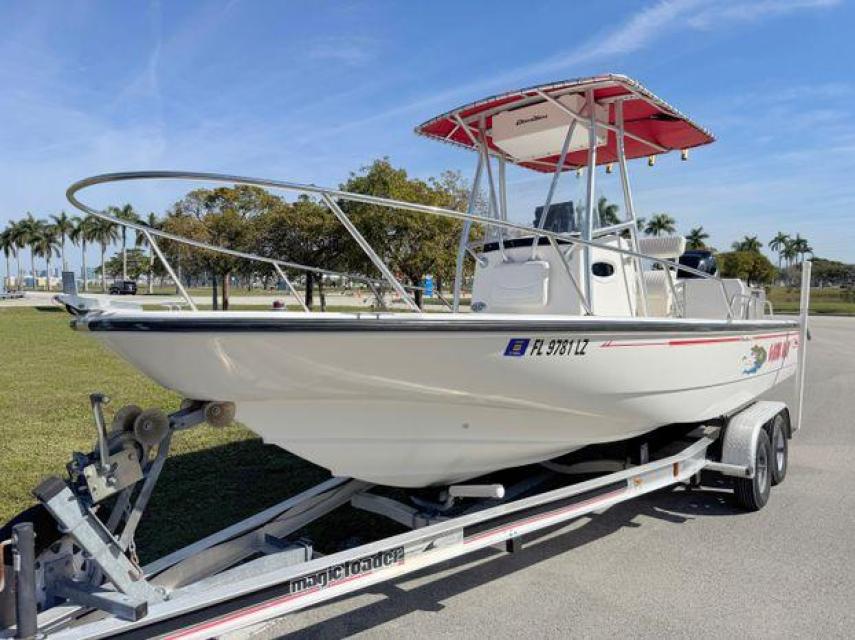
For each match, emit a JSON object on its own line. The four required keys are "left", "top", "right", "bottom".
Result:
{"left": 504, "top": 337, "right": 589, "bottom": 357}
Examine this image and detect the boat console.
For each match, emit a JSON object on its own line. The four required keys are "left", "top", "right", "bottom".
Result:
{"left": 471, "top": 233, "right": 636, "bottom": 316}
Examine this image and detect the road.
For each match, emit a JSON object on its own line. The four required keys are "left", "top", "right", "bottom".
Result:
{"left": 242, "top": 315, "right": 855, "bottom": 640}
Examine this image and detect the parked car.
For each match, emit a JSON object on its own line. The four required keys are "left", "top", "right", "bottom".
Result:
{"left": 677, "top": 250, "right": 718, "bottom": 279}
{"left": 109, "top": 280, "right": 138, "bottom": 295}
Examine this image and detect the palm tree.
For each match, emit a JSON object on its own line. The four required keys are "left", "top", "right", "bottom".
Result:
{"left": 732, "top": 235, "right": 762, "bottom": 253}
{"left": 50, "top": 211, "right": 76, "bottom": 272}
{"left": 164, "top": 208, "right": 190, "bottom": 294}
{"left": 91, "top": 217, "right": 119, "bottom": 291}
{"left": 17, "top": 214, "right": 44, "bottom": 290}
{"left": 108, "top": 204, "right": 138, "bottom": 281}
{"left": 597, "top": 197, "right": 621, "bottom": 227}
{"left": 782, "top": 239, "right": 798, "bottom": 269}
{"left": 8, "top": 220, "right": 28, "bottom": 291}
{"left": 644, "top": 213, "right": 676, "bottom": 236}
{"left": 135, "top": 212, "right": 161, "bottom": 294}
{"left": 33, "top": 225, "right": 59, "bottom": 291}
{"left": 635, "top": 217, "right": 646, "bottom": 232}
{"left": 69, "top": 215, "right": 95, "bottom": 291}
{"left": 685, "top": 226, "right": 709, "bottom": 250}
{"left": 0, "top": 226, "right": 14, "bottom": 291}
{"left": 791, "top": 234, "right": 812, "bottom": 264}
{"left": 768, "top": 231, "right": 789, "bottom": 270}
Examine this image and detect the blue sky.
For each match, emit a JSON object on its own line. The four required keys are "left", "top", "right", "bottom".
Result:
{"left": 1, "top": 0, "right": 854, "bottom": 266}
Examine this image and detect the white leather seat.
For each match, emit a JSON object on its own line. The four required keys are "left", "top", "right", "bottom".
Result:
{"left": 641, "top": 270, "right": 673, "bottom": 317}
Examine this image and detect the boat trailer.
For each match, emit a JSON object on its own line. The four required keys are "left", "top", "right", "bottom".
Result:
{"left": 0, "top": 401, "right": 801, "bottom": 640}
{"left": 0, "top": 265, "right": 812, "bottom": 639}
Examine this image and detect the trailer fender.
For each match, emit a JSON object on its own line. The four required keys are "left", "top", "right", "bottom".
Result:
{"left": 719, "top": 401, "right": 789, "bottom": 478}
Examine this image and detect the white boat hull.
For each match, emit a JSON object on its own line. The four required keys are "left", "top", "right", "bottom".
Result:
{"left": 77, "top": 311, "right": 800, "bottom": 487}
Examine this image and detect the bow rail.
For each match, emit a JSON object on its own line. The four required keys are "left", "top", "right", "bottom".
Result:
{"left": 67, "top": 170, "right": 734, "bottom": 318}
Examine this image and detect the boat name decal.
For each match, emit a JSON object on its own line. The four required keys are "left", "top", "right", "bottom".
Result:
{"left": 288, "top": 546, "right": 405, "bottom": 595}
{"left": 767, "top": 339, "right": 792, "bottom": 363}
{"left": 504, "top": 337, "right": 589, "bottom": 357}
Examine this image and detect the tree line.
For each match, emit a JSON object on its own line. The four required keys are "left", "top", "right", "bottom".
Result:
{"left": 0, "top": 207, "right": 159, "bottom": 294}
{"left": 1, "top": 159, "right": 473, "bottom": 309}
{"left": 2, "top": 159, "right": 845, "bottom": 303}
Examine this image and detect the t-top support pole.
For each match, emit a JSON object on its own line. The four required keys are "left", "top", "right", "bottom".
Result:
{"left": 498, "top": 156, "right": 508, "bottom": 221}
{"left": 795, "top": 260, "right": 812, "bottom": 431}
{"left": 477, "top": 119, "right": 507, "bottom": 261}
{"left": 453, "top": 155, "right": 485, "bottom": 312}
{"left": 615, "top": 100, "right": 648, "bottom": 317}
{"left": 530, "top": 119, "right": 578, "bottom": 261}
{"left": 583, "top": 89, "right": 598, "bottom": 309}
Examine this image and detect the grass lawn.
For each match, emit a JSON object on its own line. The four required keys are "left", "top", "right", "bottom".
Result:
{"left": 767, "top": 287, "right": 855, "bottom": 315}
{"left": 0, "top": 307, "right": 401, "bottom": 562}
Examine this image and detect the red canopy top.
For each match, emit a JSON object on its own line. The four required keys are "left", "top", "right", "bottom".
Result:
{"left": 414, "top": 74, "right": 714, "bottom": 173}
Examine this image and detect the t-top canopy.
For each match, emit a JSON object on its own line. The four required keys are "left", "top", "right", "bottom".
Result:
{"left": 414, "top": 74, "right": 714, "bottom": 173}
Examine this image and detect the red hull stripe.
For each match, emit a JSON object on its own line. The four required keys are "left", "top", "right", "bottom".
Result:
{"left": 601, "top": 331, "right": 792, "bottom": 349}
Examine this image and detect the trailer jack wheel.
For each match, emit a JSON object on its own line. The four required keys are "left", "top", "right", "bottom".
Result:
{"left": 734, "top": 430, "right": 772, "bottom": 511}
{"left": 770, "top": 412, "right": 789, "bottom": 486}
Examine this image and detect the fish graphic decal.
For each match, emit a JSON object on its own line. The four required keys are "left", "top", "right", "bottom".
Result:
{"left": 741, "top": 345, "right": 767, "bottom": 375}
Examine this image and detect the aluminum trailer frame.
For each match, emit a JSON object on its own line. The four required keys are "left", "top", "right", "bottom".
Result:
{"left": 53, "top": 432, "right": 718, "bottom": 640}
{"left": 1, "top": 405, "right": 790, "bottom": 640}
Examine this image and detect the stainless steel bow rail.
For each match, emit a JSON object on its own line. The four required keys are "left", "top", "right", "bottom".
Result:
{"left": 66, "top": 170, "right": 741, "bottom": 318}
{"left": 1, "top": 392, "right": 805, "bottom": 638}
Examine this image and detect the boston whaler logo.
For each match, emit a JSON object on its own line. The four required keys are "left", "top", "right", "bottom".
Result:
{"left": 515, "top": 113, "right": 547, "bottom": 127}
{"left": 504, "top": 337, "right": 588, "bottom": 357}
{"left": 289, "top": 547, "right": 405, "bottom": 595}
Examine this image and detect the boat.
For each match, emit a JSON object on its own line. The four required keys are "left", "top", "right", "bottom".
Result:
{"left": 62, "top": 74, "right": 802, "bottom": 488}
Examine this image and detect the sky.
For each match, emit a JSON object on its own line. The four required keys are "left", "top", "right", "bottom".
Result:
{"left": 1, "top": 0, "right": 854, "bottom": 270}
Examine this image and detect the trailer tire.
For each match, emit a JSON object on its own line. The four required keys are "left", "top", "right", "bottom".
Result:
{"left": 0, "top": 504, "right": 62, "bottom": 562}
{"left": 734, "top": 429, "right": 772, "bottom": 511}
{"left": 770, "top": 412, "right": 788, "bottom": 486}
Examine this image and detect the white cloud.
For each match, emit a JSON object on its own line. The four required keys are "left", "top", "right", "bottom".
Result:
{"left": 686, "top": 0, "right": 841, "bottom": 29}
{"left": 306, "top": 36, "right": 378, "bottom": 66}
{"left": 328, "top": 0, "right": 842, "bottom": 134}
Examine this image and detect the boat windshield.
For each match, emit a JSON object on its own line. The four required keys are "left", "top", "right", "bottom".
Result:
{"left": 533, "top": 201, "right": 578, "bottom": 233}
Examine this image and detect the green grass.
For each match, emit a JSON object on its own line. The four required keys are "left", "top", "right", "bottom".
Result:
{"left": 767, "top": 287, "right": 855, "bottom": 315}
{"left": 0, "top": 307, "right": 402, "bottom": 561}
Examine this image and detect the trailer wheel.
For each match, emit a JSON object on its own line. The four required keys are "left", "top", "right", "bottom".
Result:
{"left": 0, "top": 504, "right": 62, "bottom": 562}
{"left": 770, "top": 413, "right": 788, "bottom": 486}
{"left": 734, "top": 430, "right": 772, "bottom": 511}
